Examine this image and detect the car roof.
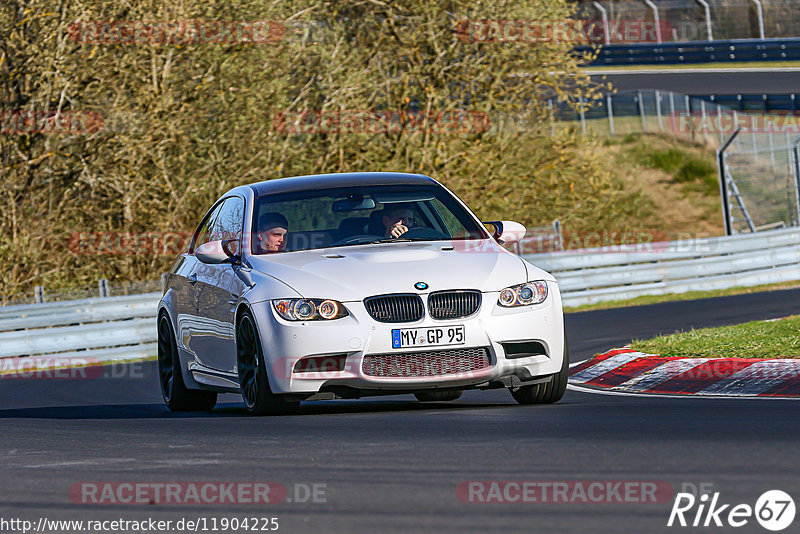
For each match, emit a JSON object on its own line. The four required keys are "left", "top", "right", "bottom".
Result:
{"left": 249, "top": 172, "right": 438, "bottom": 196}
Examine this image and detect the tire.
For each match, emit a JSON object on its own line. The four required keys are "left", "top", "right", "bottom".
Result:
{"left": 414, "top": 390, "right": 463, "bottom": 402}
{"left": 511, "top": 332, "right": 569, "bottom": 405}
{"left": 157, "top": 313, "right": 217, "bottom": 412}
{"left": 236, "top": 310, "right": 300, "bottom": 416}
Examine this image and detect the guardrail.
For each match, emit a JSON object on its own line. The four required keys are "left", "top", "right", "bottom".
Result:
{"left": 704, "top": 94, "right": 800, "bottom": 114}
{"left": 580, "top": 37, "right": 800, "bottom": 65}
{"left": 524, "top": 226, "right": 800, "bottom": 307}
{"left": 513, "top": 220, "right": 563, "bottom": 255}
{"left": 0, "top": 292, "right": 160, "bottom": 363}
{"left": 3, "top": 228, "right": 800, "bottom": 361}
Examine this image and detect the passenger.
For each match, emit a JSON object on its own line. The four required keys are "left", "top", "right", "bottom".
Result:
{"left": 382, "top": 204, "right": 417, "bottom": 239}
{"left": 257, "top": 212, "right": 288, "bottom": 253}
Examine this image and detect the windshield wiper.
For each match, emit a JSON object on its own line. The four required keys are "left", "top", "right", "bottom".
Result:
{"left": 367, "top": 238, "right": 417, "bottom": 244}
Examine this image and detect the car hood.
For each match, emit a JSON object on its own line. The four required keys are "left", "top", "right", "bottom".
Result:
{"left": 246, "top": 240, "right": 551, "bottom": 301}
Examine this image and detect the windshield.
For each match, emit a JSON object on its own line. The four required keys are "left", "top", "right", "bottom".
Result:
{"left": 250, "top": 184, "right": 489, "bottom": 254}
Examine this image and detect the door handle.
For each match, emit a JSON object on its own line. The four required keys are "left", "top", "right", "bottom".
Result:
{"left": 188, "top": 273, "right": 198, "bottom": 286}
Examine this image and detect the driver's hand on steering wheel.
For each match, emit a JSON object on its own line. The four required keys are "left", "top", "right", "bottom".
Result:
{"left": 390, "top": 223, "right": 409, "bottom": 238}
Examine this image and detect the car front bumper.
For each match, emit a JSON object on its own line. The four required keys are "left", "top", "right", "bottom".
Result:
{"left": 249, "top": 283, "right": 566, "bottom": 395}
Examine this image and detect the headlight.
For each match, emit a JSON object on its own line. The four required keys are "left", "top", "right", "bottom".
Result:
{"left": 497, "top": 281, "right": 548, "bottom": 307}
{"left": 272, "top": 299, "right": 349, "bottom": 321}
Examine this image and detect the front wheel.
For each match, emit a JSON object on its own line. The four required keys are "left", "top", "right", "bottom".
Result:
{"left": 511, "top": 333, "right": 569, "bottom": 405}
{"left": 157, "top": 313, "right": 217, "bottom": 412}
{"left": 237, "top": 310, "right": 299, "bottom": 416}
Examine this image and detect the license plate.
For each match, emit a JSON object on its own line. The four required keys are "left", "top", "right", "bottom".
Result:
{"left": 391, "top": 325, "right": 465, "bottom": 349}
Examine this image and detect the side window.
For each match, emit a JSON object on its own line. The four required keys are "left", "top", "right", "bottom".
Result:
{"left": 191, "top": 202, "right": 224, "bottom": 253}
{"left": 212, "top": 197, "right": 245, "bottom": 250}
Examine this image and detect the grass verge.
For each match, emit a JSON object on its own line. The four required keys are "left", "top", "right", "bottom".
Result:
{"left": 622, "top": 137, "right": 718, "bottom": 195}
{"left": 630, "top": 315, "right": 800, "bottom": 359}
{"left": 564, "top": 280, "right": 800, "bottom": 313}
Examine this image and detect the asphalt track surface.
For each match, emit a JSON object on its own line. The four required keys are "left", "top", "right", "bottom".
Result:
{"left": 2, "top": 289, "right": 800, "bottom": 533}
{"left": 587, "top": 68, "right": 800, "bottom": 94}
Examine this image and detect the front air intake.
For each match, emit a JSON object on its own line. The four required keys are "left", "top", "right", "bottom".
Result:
{"left": 362, "top": 347, "right": 492, "bottom": 377}
{"left": 428, "top": 290, "right": 481, "bottom": 319}
{"left": 364, "top": 294, "right": 425, "bottom": 323}
{"left": 501, "top": 341, "right": 548, "bottom": 359}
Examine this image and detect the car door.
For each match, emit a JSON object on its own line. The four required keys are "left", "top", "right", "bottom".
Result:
{"left": 193, "top": 196, "right": 247, "bottom": 372}
{"left": 179, "top": 200, "right": 224, "bottom": 364}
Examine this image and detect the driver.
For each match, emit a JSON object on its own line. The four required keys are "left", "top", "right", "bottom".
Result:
{"left": 382, "top": 204, "right": 417, "bottom": 239}
{"left": 257, "top": 212, "right": 288, "bottom": 253}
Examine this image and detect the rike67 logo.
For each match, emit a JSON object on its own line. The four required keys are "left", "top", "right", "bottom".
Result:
{"left": 668, "top": 489, "right": 795, "bottom": 531}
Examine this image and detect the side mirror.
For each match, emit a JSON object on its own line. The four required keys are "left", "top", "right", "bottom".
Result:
{"left": 195, "top": 240, "right": 236, "bottom": 264}
{"left": 483, "top": 220, "right": 526, "bottom": 246}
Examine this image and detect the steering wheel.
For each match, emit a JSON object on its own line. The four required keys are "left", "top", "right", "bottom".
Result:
{"left": 332, "top": 234, "right": 383, "bottom": 246}
{"left": 400, "top": 226, "right": 449, "bottom": 240}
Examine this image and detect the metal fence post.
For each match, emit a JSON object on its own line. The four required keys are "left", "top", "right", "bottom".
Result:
{"left": 578, "top": 95, "right": 586, "bottom": 136}
{"left": 34, "top": 286, "right": 45, "bottom": 304}
{"left": 98, "top": 278, "right": 110, "bottom": 297}
{"left": 553, "top": 220, "right": 563, "bottom": 251}
{"left": 638, "top": 91, "right": 646, "bottom": 132}
{"left": 789, "top": 144, "right": 798, "bottom": 226}
{"left": 669, "top": 91, "right": 676, "bottom": 134}
{"left": 751, "top": 115, "right": 759, "bottom": 161}
{"left": 695, "top": 0, "right": 714, "bottom": 40}
{"left": 592, "top": 2, "right": 611, "bottom": 44}
{"left": 716, "top": 104, "right": 724, "bottom": 145}
{"left": 767, "top": 123, "right": 776, "bottom": 172}
{"left": 685, "top": 95, "right": 693, "bottom": 139}
{"left": 607, "top": 94, "right": 615, "bottom": 135}
{"left": 700, "top": 99, "right": 707, "bottom": 140}
{"left": 751, "top": 0, "right": 765, "bottom": 39}
{"left": 718, "top": 129, "right": 740, "bottom": 235}
{"left": 643, "top": 0, "right": 663, "bottom": 43}
{"left": 792, "top": 138, "right": 800, "bottom": 227}
{"left": 655, "top": 90, "right": 663, "bottom": 131}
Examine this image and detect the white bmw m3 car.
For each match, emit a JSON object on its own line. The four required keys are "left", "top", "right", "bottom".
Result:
{"left": 157, "top": 172, "right": 568, "bottom": 414}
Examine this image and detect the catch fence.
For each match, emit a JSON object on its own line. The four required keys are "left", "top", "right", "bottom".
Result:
{"left": 576, "top": 0, "right": 800, "bottom": 42}
{"left": 545, "top": 89, "right": 800, "bottom": 235}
